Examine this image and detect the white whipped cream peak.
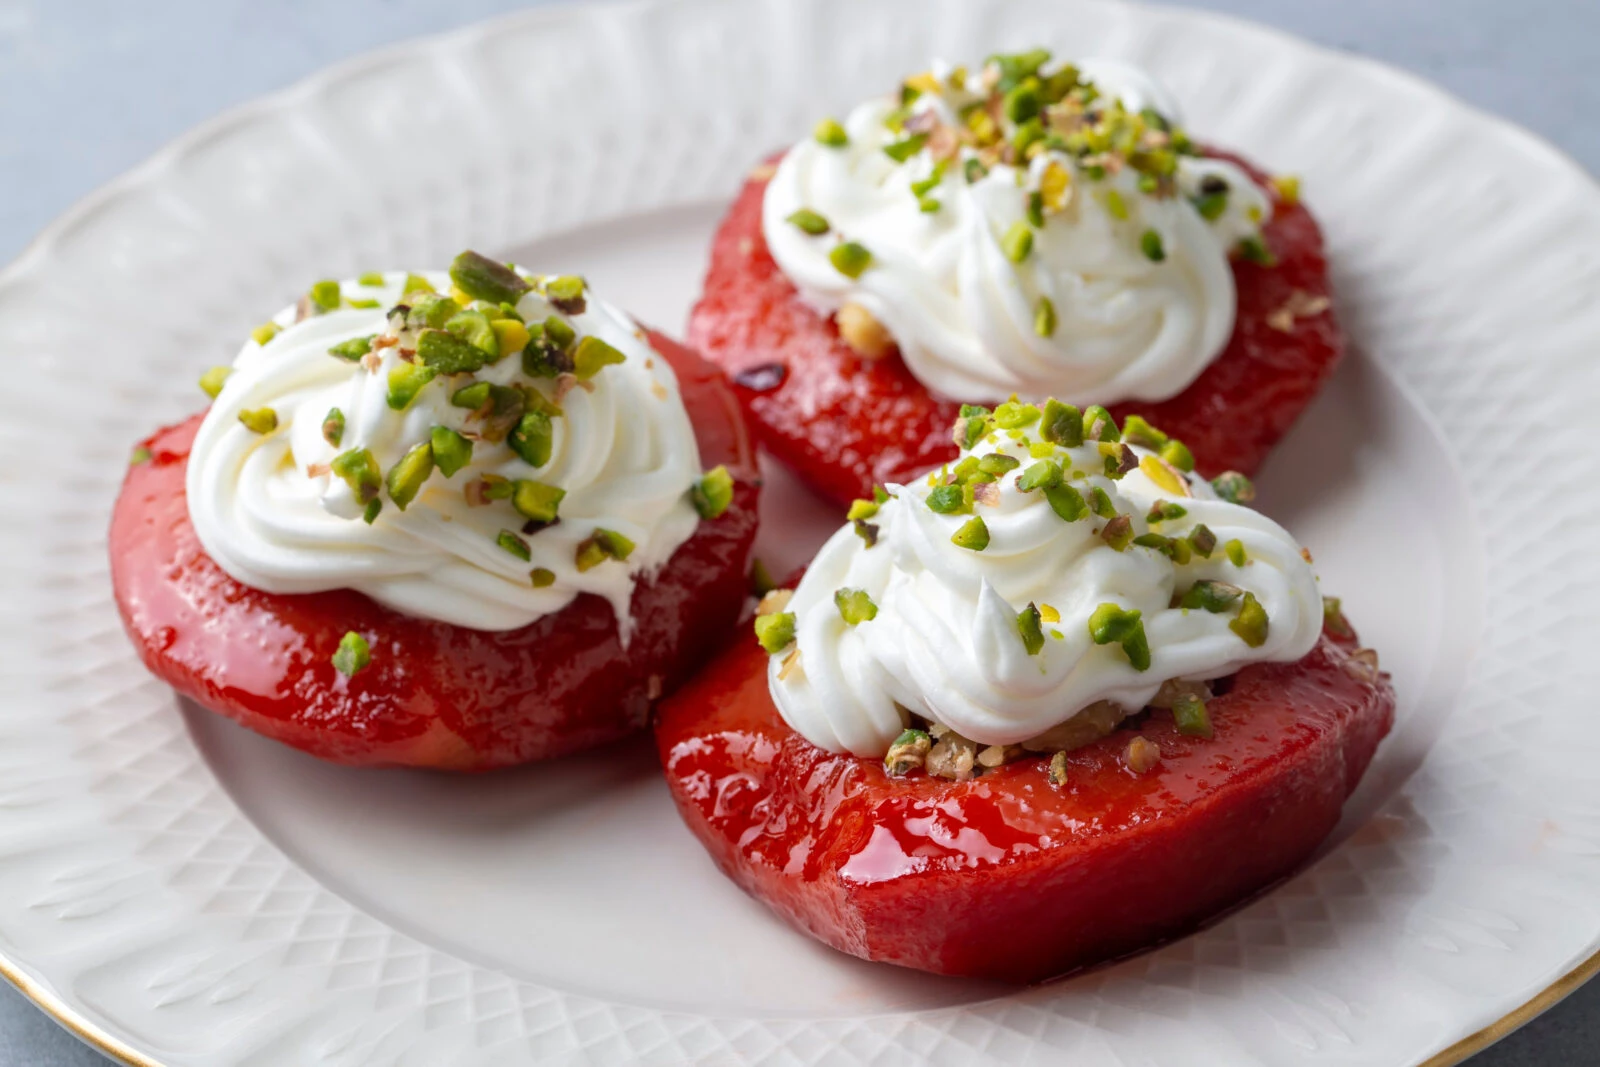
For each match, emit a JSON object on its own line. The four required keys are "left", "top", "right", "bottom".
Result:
{"left": 765, "top": 401, "right": 1321, "bottom": 757}
{"left": 762, "top": 51, "right": 1271, "bottom": 407}
{"left": 188, "top": 267, "right": 705, "bottom": 638}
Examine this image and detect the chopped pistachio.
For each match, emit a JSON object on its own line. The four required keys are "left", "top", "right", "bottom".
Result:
{"left": 1003, "top": 80, "right": 1041, "bottom": 123}
{"left": 1017, "top": 459, "right": 1062, "bottom": 492}
{"left": 129, "top": 445, "right": 152, "bottom": 466}
{"left": 1270, "top": 174, "right": 1301, "bottom": 204}
{"left": 1179, "top": 579, "right": 1243, "bottom": 613}
{"left": 993, "top": 400, "right": 1040, "bottom": 429}
{"left": 885, "top": 728, "right": 932, "bottom": 777}
{"left": 331, "top": 448, "right": 382, "bottom": 505}
{"left": 1211, "top": 470, "right": 1256, "bottom": 504}
{"left": 1146, "top": 500, "right": 1187, "bottom": 523}
{"left": 1039, "top": 603, "right": 1061, "bottom": 623}
{"left": 1048, "top": 750, "right": 1070, "bottom": 787}
{"left": 309, "top": 280, "right": 342, "bottom": 312}
{"left": 754, "top": 610, "right": 797, "bottom": 653}
{"left": 951, "top": 515, "right": 990, "bottom": 551}
{"left": 443, "top": 309, "right": 498, "bottom": 356}
{"left": 510, "top": 410, "right": 554, "bottom": 468}
{"left": 846, "top": 497, "right": 879, "bottom": 522}
{"left": 544, "top": 275, "right": 586, "bottom": 315}
{"left": 1236, "top": 235, "right": 1276, "bottom": 266}
{"left": 1085, "top": 486, "right": 1114, "bottom": 519}
{"left": 965, "top": 157, "right": 988, "bottom": 184}
{"left": 385, "top": 442, "right": 435, "bottom": 510}
{"left": 401, "top": 273, "right": 436, "bottom": 296}
{"left": 883, "top": 133, "right": 928, "bottom": 162}
{"left": 572, "top": 335, "right": 626, "bottom": 380}
{"left": 1011, "top": 117, "right": 1044, "bottom": 157}
{"left": 430, "top": 426, "right": 472, "bottom": 477}
{"left": 332, "top": 631, "right": 370, "bottom": 676}
{"left": 408, "top": 292, "right": 461, "bottom": 330}
{"left": 1140, "top": 229, "right": 1166, "bottom": 262}
{"left": 1000, "top": 221, "right": 1034, "bottom": 263}
{"left": 925, "top": 484, "right": 967, "bottom": 514}
{"left": 1103, "top": 188, "right": 1130, "bottom": 221}
{"left": 1230, "top": 591, "right": 1270, "bottom": 647}
{"left": 1172, "top": 693, "right": 1213, "bottom": 738}
{"left": 1189, "top": 523, "right": 1217, "bottom": 558}
{"left": 358, "top": 271, "right": 386, "bottom": 286}
{"left": 1160, "top": 439, "right": 1195, "bottom": 472}
{"left": 199, "top": 365, "right": 232, "bottom": 399}
{"left": 512, "top": 480, "right": 565, "bottom": 523}
{"left": 1038, "top": 398, "right": 1083, "bottom": 447}
{"left": 693, "top": 465, "right": 735, "bottom": 519}
{"left": 491, "top": 318, "right": 530, "bottom": 359}
{"left": 1121, "top": 415, "right": 1168, "bottom": 449}
{"left": 1132, "top": 532, "right": 1172, "bottom": 553}
{"left": 417, "top": 328, "right": 492, "bottom": 374}
{"left": 853, "top": 518, "right": 880, "bottom": 547}
{"left": 496, "top": 529, "right": 532, "bottom": 561}
{"left": 1100, "top": 514, "right": 1134, "bottom": 551}
{"left": 1017, "top": 602, "right": 1045, "bottom": 655}
{"left": 786, "top": 208, "right": 830, "bottom": 235}
{"left": 813, "top": 118, "right": 849, "bottom": 147}
{"left": 1103, "top": 442, "right": 1137, "bottom": 479}
{"left": 328, "top": 334, "right": 376, "bottom": 361}
{"left": 347, "top": 298, "right": 381, "bottom": 309}
{"left": 450, "top": 381, "right": 492, "bottom": 411}
{"left": 449, "top": 251, "right": 531, "bottom": 306}
{"left": 834, "top": 587, "right": 878, "bottom": 625}
{"left": 1034, "top": 295, "right": 1058, "bottom": 338}
{"left": 829, "top": 241, "right": 872, "bottom": 278}
{"left": 1193, "top": 191, "right": 1229, "bottom": 221}
{"left": 1087, "top": 602, "right": 1151, "bottom": 670}
{"left": 530, "top": 567, "right": 556, "bottom": 588}
{"left": 362, "top": 498, "right": 383, "bottom": 524}
{"left": 386, "top": 361, "right": 438, "bottom": 410}
{"left": 978, "top": 453, "right": 1020, "bottom": 477}
{"left": 575, "top": 528, "right": 635, "bottom": 571}
{"left": 1083, "top": 404, "right": 1120, "bottom": 442}
{"left": 1225, "top": 538, "right": 1248, "bottom": 567}
{"left": 1044, "top": 483, "right": 1087, "bottom": 522}
{"left": 1139, "top": 453, "right": 1185, "bottom": 495}
{"left": 251, "top": 322, "right": 281, "bottom": 346}
{"left": 238, "top": 407, "right": 278, "bottom": 434}
{"left": 1168, "top": 537, "right": 1193, "bottom": 565}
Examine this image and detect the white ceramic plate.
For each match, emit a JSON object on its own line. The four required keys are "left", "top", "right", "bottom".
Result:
{"left": 3, "top": 0, "right": 1599, "bottom": 1063}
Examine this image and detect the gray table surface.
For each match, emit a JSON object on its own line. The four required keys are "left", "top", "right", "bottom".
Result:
{"left": 2, "top": 1, "right": 1596, "bottom": 1063}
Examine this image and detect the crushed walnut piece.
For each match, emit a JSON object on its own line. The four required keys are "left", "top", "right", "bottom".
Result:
{"left": 1022, "top": 700, "right": 1128, "bottom": 752}
{"left": 926, "top": 731, "right": 978, "bottom": 781}
{"left": 1343, "top": 647, "right": 1380, "bottom": 682}
{"left": 1124, "top": 736, "right": 1162, "bottom": 774}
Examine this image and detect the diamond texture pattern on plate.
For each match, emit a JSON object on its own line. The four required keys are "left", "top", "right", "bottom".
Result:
{"left": 0, "top": 0, "right": 1598, "bottom": 1063}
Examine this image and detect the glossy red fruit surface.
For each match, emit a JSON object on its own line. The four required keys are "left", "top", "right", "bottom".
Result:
{"left": 655, "top": 622, "right": 1393, "bottom": 982}
{"left": 111, "top": 332, "right": 759, "bottom": 771}
{"left": 688, "top": 152, "right": 1341, "bottom": 508}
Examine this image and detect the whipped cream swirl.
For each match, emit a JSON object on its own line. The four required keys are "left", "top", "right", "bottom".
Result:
{"left": 188, "top": 269, "right": 704, "bottom": 637}
{"left": 767, "top": 404, "right": 1321, "bottom": 757}
{"left": 763, "top": 53, "right": 1271, "bottom": 406}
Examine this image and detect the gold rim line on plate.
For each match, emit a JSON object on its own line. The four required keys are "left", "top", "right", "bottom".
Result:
{"left": 3, "top": 939, "right": 1599, "bottom": 1067}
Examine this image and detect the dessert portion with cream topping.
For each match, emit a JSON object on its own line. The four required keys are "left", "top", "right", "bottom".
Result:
{"left": 189, "top": 254, "right": 722, "bottom": 639}
{"left": 755, "top": 401, "right": 1321, "bottom": 775}
{"left": 763, "top": 52, "right": 1275, "bottom": 405}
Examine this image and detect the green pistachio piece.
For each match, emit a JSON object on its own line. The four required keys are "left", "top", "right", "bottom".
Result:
{"left": 978, "top": 453, "right": 1021, "bottom": 477}
{"left": 1161, "top": 439, "right": 1195, "bottom": 472}
{"left": 846, "top": 497, "right": 880, "bottom": 521}
{"left": 449, "top": 251, "right": 531, "bottom": 306}
{"left": 429, "top": 426, "right": 472, "bottom": 477}
{"left": 545, "top": 275, "right": 587, "bottom": 315}
{"left": 786, "top": 209, "right": 830, "bottom": 235}
{"left": 1100, "top": 514, "right": 1134, "bottom": 551}
{"left": 510, "top": 410, "right": 554, "bottom": 468}
{"left": 1179, "top": 580, "right": 1243, "bottom": 613}
{"left": 951, "top": 515, "right": 990, "bottom": 551}
{"left": 1146, "top": 501, "right": 1187, "bottom": 523}
{"left": 309, "top": 280, "right": 342, "bottom": 312}
{"left": 1034, "top": 295, "right": 1057, "bottom": 338}
{"left": 450, "top": 381, "right": 492, "bottom": 410}
{"left": 1089, "top": 486, "right": 1117, "bottom": 519}
{"left": 1230, "top": 591, "right": 1269, "bottom": 647}
{"left": 993, "top": 401, "right": 1040, "bottom": 429}
{"left": 250, "top": 322, "right": 280, "bottom": 346}
{"left": 575, "top": 528, "right": 634, "bottom": 571}
{"left": 910, "top": 162, "right": 947, "bottom": 198}
{"left": 1003, "top": 81, "right": 1041, "bottom": 124}
{"left": 1236, "top": 235, "right": 1276, "bottom": 266}
{"left": 1011, "top": 117, "right": 1044, "bottom": 157}
{"left": 129, "top": 446, "right": 152, "bottom": 466}
{"left": 384, "top": 442, "right": 435, "bottom": 511}
{"left": 925, "top": 484, "right": 967, "bottom": 514}
{"left": 1087, "top": 602, "right": 1151, "bottom": 671}
{"left": 358, "top": 271, "right": 386, "bottom": 286}
{"left": 238, "top": 407, "right": 278, "bottom": 434}
{"left": 1140, "top": 230, "right": 1166, "bottom": 262}
{"left": 1132, "top": 532, "right": 1171, "bottom": 552}
{"left": 1017, "top": 459, "right": 1063, "bottom": 492}
{"left": 965, "top": 157, "right": 988, "bottom": 183}
{"left": 754, "top": 611, "right": 797, "bottom": 652}
{"left": 1211, "top": 471, "right": 1256, "bottom": 504}
{"left": 363, "top": 498, "right": 383, "bottom": 524}
{"left": 1001, "top": 221, "right": 1034, "bottom": 263}
{"left": 331, "top": 447, "right": 382, "bottom": 505}
{"left": 1168, "top": 536, "right": 1193, "bottom": 565}
{"left": 829, "top": 241, "right": 872, "bottom": 278}
{"left": 693, "top": 465, "right": 735, "bottom": 519}
{"left": 347, "top": 298, "right": 381, "bottom": 309}
{"left": 1194, "top": 191, "right": 1229, "bottom": 221}
{"left": 443, "top": 309, "right": 499, "bottom": 356}
{"left": 852, "top": 518, "right": 880, "bottom": 547}
{"left": 1083, "top": 404, "right": 1120, "bottom": 442}
{"left": 1026, "top": 190, "right": 1045, "bottom": 228}
{"left": 885, "top": 728, "right": 932, "bottom": 777}
{"left": 883, "top": 133, "right": 928, "bottom": 163}
{"left": 386, "top": 361, "right": 438, "bottom": 410}
{"left": 813, "top": 118, "right": 849, "bottom": 147}
{"left": 572, "top": 335, "right": 626, "bottom": 380}
{"left": 408, "top": 292, "right": 461, "bottom": 330}
{"left": 332, "top": 631, "right": 370, "bottom": 676}
{"left": 416, "top": 328, "right": 492, "bottom": 374}
{"left": 834, "top": 587, "right": 878, "bottom": 625}
{"left": 1189, "top": 523, "right": 1217, "bottom": 558}
{"left": 1103, "top": 188, "right": 1130, "bottom": 221}
{"left": 1172, "top": 693, "right": 1213, "bottom": 738}
{"left": 1044, "top": 484, "right": 1087, "bottom": 522}
{"left": 512, "top": 480, "right": 565, "bottom": 523}
{"left": 496, "top": 529, "right": 532, "bottom": 561}
{"left": 530, "top": 567, "right": 556, "bottom": 588}
{"left": 1017, "top": 602, "right": 1045, "bottom": 655}
{"left": 199, "top": 365, "right": 232, "bottom": 399}
{"left": 1226, "top": 538, "right": 1247, "bottom": 567}
{"left": 328, "top": 334, "right": 376, "bottom": 361}
{"left": 321, "top": 409, "right": 344, "bottom": 447}
{"left": 1121, "top": 415, "right": 1168, "bottom": 449}
{"left": 1038, "top": 399, "right": 1083, "bottom": 447}
{"left": 401, "top": 273, "right": 436, "bottom": 296}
